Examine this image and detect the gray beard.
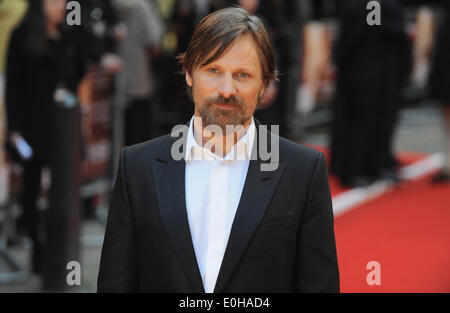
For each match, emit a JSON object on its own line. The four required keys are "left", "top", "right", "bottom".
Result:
{"left": 197, "top": 103, "right": 251, "bottom": 133}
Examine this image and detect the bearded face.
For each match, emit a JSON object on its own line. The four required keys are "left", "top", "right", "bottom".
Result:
{"left": 186, "top": 34, "right": 266, "bottom": 133}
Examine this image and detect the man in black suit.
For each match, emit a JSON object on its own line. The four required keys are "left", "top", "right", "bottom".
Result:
{"left": 98, "top": 7, "right": 339, "bottom": 293}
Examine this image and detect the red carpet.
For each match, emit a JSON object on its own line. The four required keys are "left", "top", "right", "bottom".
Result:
{"left": 303, "top": 144, "right": 450, "bottom": 292}
{"left": 334, "top": 173, "right": 450, "bottom": 292}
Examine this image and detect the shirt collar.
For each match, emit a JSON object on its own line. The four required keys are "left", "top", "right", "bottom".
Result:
{"left": 185, "top": 115, "right": 256, "bottom": 162}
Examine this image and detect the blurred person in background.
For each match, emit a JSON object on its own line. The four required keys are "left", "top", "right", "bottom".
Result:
{"left": 428, "top": 0, "right": 450, "bottom": 183}
{"left": 330, "top": 0, "right": 412, "bottom": 187}
{"left": 78, "top": 0, "right": 126, "bottom": 79}
{"left": 0, "top": 0, "right": 27, "bottom": 207}
{"left": 172, "top": 0, "right": 230, "bottom": 56}
{"left": 79, "top": 0, "right": 121, "bottom": 65}
{"left": 5, "top": 0, "right": 87, "bottom": 274}
{"left": 113, "top": 0, "right": 164, "bottom": 145}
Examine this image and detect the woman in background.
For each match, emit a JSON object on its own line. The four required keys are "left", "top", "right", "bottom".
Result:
{"left": 5, "top": 0, "right": 86, "bottom": 274}
{"left": 330, "top": 0, "right": 411, "bottom": 187}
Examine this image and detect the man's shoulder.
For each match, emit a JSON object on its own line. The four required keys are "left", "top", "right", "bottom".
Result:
{"left": 275, "top": 136, "right": 326, "bottom": 183}
{"left": 278, "top": 135, "right": 323, "bottom": 164}
{"left": 256, "top": 123, "right": 322, "bottom": 165}
{"left": 123, "top": 133, "right": 175, "bottom": 164}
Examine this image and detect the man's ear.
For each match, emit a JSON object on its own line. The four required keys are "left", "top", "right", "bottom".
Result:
{"left": 186, "top": 72, "right": 193, "bottom": 87}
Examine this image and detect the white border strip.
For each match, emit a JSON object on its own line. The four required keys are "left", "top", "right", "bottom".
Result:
{"left": 332, "top": 153, "right": 445, "bottom": 218}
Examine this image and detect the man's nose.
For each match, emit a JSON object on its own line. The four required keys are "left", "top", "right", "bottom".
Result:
{"left": 217, "top": 73, "right": 236, "bottom": 98}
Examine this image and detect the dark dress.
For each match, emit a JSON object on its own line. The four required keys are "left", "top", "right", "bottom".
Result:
{"left": 5, "top": 23, "right": 86, "bottom": 272}
{"left": 330, "top": 0, "right": 411, "bottom": 183}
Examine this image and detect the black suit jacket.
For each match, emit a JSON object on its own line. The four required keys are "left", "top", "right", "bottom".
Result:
{"left": 97, "top": 123, "right": 339, "bottom": 292}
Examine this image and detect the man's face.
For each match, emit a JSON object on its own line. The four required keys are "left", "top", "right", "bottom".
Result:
{"left": 186, "top": 34, "right": 266, "bottom": 131}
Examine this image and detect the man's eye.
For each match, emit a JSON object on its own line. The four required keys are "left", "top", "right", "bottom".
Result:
{"left": 208, "top": 68, "right": 218, "bottom": 74}
{"left": 238, "top": 73, "right": 249, "bottom": 78}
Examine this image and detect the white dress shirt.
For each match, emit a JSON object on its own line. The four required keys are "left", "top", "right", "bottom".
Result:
{"left": 184, "top": 116, "right": 256, "bottom": 293}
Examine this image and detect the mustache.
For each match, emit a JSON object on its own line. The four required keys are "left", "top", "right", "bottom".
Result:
{"left": 205, "top": 95, "right": 244, "bottom": 108}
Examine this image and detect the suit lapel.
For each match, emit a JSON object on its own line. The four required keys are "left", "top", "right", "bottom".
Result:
{"left": 214, "top": 125, "right": 286, "bottom": 292}
{"left": 151, "top": 137, "right": 205, "bottom": 293}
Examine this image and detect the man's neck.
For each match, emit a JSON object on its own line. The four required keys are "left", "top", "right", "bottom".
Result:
{"left": 193, "top": 117, "right": 251, "bottom": 158}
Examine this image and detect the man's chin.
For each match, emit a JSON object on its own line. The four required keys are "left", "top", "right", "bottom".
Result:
{"left": 213, "top": 103, "right": 237, "bottom": 110}
{"left": 203, "top": 118, "right": 250, "bottom": 133}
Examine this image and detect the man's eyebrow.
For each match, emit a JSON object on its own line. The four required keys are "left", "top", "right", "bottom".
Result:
{"left": 234, "top": 67, "right": 257, "bottom": 73}
{"left": 203, "top": 63, "right": 258, "bottom": 73}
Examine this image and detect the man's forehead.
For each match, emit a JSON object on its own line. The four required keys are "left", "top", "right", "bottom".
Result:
{"left": 197, "top": 34, "right": 262, "bottom": 71}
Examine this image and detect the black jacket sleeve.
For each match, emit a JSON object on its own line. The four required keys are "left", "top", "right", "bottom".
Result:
{"left": 97, "top": 147, "right": 139, "bottom": 292}
{"left": 294, "top": 152, "right": 340, "bottom": 292}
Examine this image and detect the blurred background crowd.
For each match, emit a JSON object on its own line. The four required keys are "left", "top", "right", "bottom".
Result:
{"left": 0, "top": 0, "right": 449, "bottom": 292}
